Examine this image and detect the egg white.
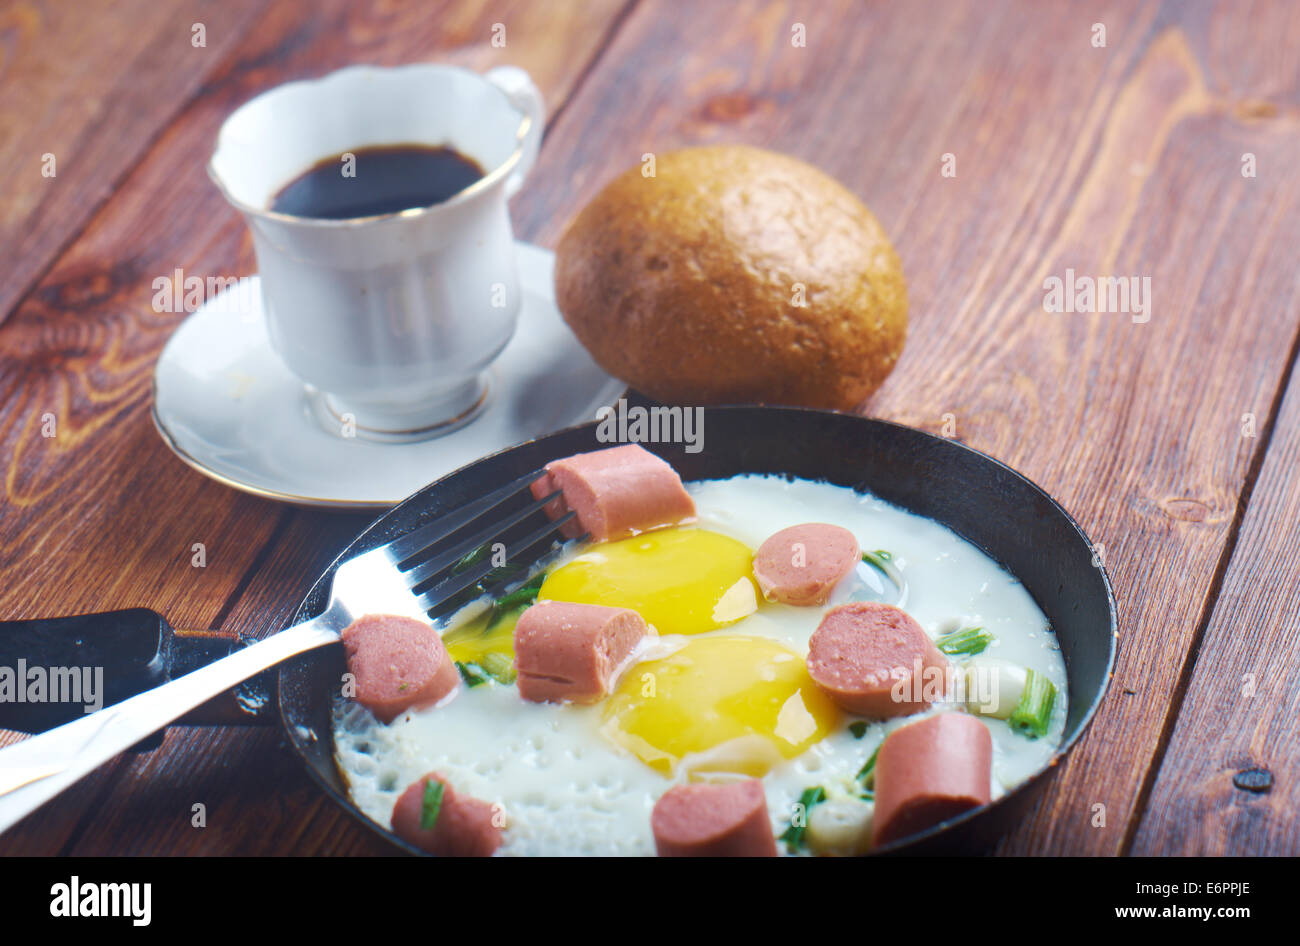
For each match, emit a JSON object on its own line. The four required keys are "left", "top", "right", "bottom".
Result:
{"left": 334, "top": 474, "right": 1069, "bottom": 856}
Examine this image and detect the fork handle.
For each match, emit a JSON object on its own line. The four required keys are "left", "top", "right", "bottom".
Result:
{"left": 0, "top": 618, "right": 339, "bottom": 836}
{"left": 0, "top": 608, "right": 278, "bottom": 734}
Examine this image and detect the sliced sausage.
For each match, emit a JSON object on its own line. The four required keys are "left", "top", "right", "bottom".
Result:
{"left": 513, "top": 600, "right": 648, "bottom": 703}
{"left": 530, "top": 443, "right": 695, "bottom": 542}
{"left": 871, "top": 713, "right": 992, "bottom": 846}
{"left": 752, "top": 523, "right": 861, "bottom": 606}
{"left": 391, "top": 772, "right": 503, "bottom": 857}
{"left": 651, "top": 780, "right": 777, "bottom": 857}
{"left": 341, "top": 614, "right": 459, "bottom": 723}
{"left": 806, "top": 602, "right": 949, "bottom": 717}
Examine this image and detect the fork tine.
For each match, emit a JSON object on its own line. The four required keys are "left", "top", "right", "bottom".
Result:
{"left": 414, "top": 510, "right": 580, "bottom": 611}
{"left": 401, "top": 489, "right": 562, "bottom": 587}
{"left": 382, "top": 468, "right": 545, "bottom": 563}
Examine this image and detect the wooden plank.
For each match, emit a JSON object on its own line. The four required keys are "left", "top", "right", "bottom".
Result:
{"left": 0, "top": 0, "right": 632, "bottom": 854}
{"left": 507, "top": 0, "right": 1300, "bottom": 855}
{"left": 11, "top": 0, "right": 1300, "bottom": 857}
{"left": 65, "top": 511, "right": 389, "bottom": 856}
{"left": 0, "top": 0, "right": 271, "bottom": 325}
{"left": 0, "top": 730, "right": 125, "bottom": 855}
{"left": 1129, "top": 367, "right": 1300, "bottom": 855}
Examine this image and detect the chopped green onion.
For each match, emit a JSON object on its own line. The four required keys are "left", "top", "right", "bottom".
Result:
{"left": 936, "top": 626, "right": 994, "bottom": 656}
{"left": 778, "top": 786, "right": 827, "bottom": 851}
{"left": 860, "top": 550, "right": 905, "bottom": 598}
{"left": 1008, "top": 668, "right": 1056, "bottom": 739}
{"left": 855, "top": 745, "right": 880, "bottom": 788}
{"left": 452, "top": 544, "right": 492, "bottom": 574}
{"left": 454, "top": 547, "right": 529, "bottom": 599}
{"left": 493, "top": 571, "right": 546, "bottom": 610}
{"left": 477, "top": 571, "right": 548, "bottom": 632}
{"left": 456, "top": 656, "right": 515, "bottom": 687}
{"left": 420, "top": 780, "right": 445, "bottom": 830}
{"left": 485, "top": 600, "right": 529, "bottom": 633}
{"left": 849, "top": 721, "right": 869, "bottom": 739}
{"left": 477, "top": 561, "right": 525, "bottom": 593}
{"left": 480, "top": 652, "right": 517, "bottom": 685}
{"left": 496, "top": 571, "right": 547, "bottom": 609}
{"left": 861, "top": 550, "right": 893, "bottom": 571}
{"left": 456, "top": 661, "right": 490, "bottom": 688}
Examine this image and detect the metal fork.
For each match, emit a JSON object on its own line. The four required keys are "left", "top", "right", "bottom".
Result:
{"left": 0, "top": 468, "right": 574, "bottom": 835}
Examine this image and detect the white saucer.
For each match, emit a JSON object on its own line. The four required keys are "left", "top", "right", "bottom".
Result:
{"left": 152, "top": 242, "right": 625, "bottom": 509}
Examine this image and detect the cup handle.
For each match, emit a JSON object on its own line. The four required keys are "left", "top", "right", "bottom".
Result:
{"left": 485, "top": 65, "right": 545, "bottom": 198}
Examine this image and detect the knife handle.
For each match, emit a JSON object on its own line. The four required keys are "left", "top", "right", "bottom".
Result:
{"left": 0, "top": 609, "right": 275, "bottom": 735}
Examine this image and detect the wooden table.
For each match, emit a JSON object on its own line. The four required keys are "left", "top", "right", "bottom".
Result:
{"left": 2, "top": 0, "right": 1297, "bottom": 857}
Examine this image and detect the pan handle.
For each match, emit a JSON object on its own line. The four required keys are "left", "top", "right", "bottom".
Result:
{"left": 0, "top": 615, "right": 341, "bottom": 835}
{"left": 0, "top": 609, "right": 278, "bottom": 735}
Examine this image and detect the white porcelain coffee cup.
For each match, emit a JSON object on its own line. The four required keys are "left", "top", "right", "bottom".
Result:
{"left": 209, "top": 63, "right": 544, "bottom": 440}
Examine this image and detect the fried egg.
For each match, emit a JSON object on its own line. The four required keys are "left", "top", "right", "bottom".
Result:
{"left": 600, "top": 635, "right": 840, "bottom": 776}
{"left": 538, "top": 528, "right": 758, "bottom": 633}
{"left": 334, "top": 474, "right": 1069, "bottom": 856}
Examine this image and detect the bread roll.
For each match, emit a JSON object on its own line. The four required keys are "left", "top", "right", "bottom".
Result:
{"left": 554, "top": 145, "right": 907, "bottom": 409}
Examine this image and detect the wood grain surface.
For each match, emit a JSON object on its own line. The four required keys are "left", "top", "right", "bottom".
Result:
{"left": 510, "top": 0, "right": 1300, "bottom": 856}
{"left": 0, "top": 0, "right": 630, "bottom": 855}
{"left": 2, "top": 0, "right": 1298, "bottom": 856}
{"left": 1130, "top": 363, "right": 1300, "bottom": 856}
{"left": 0, "top": 0, "right": 270, "bottom": 325}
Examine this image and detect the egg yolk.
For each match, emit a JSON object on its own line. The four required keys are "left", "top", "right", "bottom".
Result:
{"left": 537, "top": 528, "right": 758, "bottom": 635}
{"left": 442, "top": 606, "right": 521, "bottom": 665}
{"left": 600, "top": 636, "right": 839, "bottom": 776}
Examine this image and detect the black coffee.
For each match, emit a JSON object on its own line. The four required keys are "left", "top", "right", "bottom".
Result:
{"left": 270, "top": 144, "right": 486, "bottom": 220}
